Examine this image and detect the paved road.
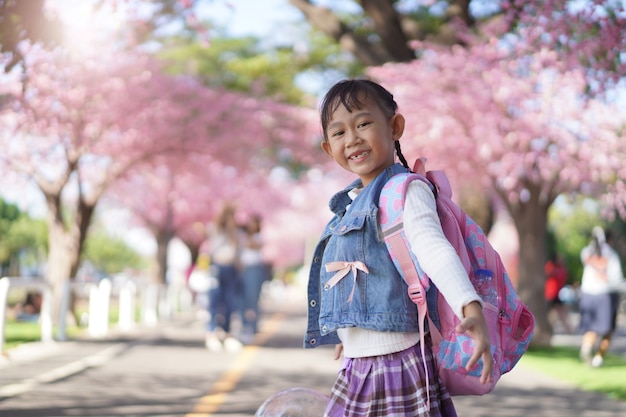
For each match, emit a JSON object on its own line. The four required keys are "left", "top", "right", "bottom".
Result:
{"left": 1, "top": 285, "right": 626, "bottom": 417}
{"left": 0, "top": 287, "right": 339, "bottom": 417}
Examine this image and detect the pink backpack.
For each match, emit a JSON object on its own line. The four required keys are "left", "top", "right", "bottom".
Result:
{"left": 378, "top": 159, "right": 535, "bottom": 398}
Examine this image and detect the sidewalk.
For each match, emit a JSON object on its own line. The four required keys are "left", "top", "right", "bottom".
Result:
{"left": 453, "top": 362, "right": 626, "bottom": 417}
{"left": 1, "top": 287, "right": 626, "bottom": 416}
{"left": 0, "top": 318, "right": 164, "bottom": 400}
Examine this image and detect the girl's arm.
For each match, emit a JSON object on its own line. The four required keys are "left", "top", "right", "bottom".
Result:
{"left": 403, "top": 181, "right": 481, "bottom": 317}
{"left": 403, "top": 181, "right": 493, "bottom": 383}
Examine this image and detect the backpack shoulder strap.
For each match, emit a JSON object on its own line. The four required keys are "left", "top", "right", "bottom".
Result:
{"left": 412, "top": 157, "right": 427, "bottom": 175}
{"left": 379, "top": 172, "right": 431, "bottom": 288}
{"left": 379, "top": 166, "right": 434, "bottom": 409}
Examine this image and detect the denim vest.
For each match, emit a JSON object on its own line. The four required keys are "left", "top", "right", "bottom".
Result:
{"left": 304, "top": 164, "right": 420, "bottom": 349}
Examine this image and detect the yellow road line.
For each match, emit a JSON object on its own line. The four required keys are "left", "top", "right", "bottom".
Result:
{"left": 186, "top": 312, "right": 285, "bottom": 417}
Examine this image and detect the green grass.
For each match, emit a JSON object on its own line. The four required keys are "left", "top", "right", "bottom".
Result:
{"left": 3, "top": 320, "right": 85, "bottom": 350}
{"left": 521, "top": 345, "right": 626, "bottom": 401}
{"left": 3, "top": 320, "right": 42, "bottom": 349}
{"left": 3, "top": 302, "right": 144, "bottom": 351}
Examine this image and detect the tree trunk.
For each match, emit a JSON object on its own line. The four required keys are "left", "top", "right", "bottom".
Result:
{"left": 45, "top": 193, "right": 96, "bottom": 326}
{"left": 154, "top": 228, "right": 174, "bottom": 284}
{"left": 508, "top": 192, "right": 552, "bottom": 347}
{"left": 46, "top": 213, "right": 79, "bottom": 325}
{"left": 360, "top": 0, "right": 415, "bottom": 62}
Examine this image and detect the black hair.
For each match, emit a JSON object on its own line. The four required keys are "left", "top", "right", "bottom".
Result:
{"left": 319, "top": 79, "right": 411, "bottom": 170}
{"left": 590, "top": 226, "right": 606, "bottom": 257}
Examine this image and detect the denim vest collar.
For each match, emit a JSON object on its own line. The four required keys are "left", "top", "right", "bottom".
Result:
{"left": 328, "top": 163, "right": 409, "bottom": 217}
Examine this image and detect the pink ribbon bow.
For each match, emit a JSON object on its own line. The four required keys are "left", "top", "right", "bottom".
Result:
{"left": 325, "top": 261, "right": 369, "bottom": 303}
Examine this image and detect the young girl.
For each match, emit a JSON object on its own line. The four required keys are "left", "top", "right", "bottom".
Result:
{"left": 304, "top": 79, "right": 493, "bottom": 416}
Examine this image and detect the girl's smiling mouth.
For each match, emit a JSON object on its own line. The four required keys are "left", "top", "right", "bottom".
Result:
{"left": 348, "top": 150, "right": 370, "bottom": 160}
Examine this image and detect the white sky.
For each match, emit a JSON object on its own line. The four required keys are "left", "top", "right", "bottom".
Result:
{"left": 197, "top": 0, "right": 304, "bottom": 38}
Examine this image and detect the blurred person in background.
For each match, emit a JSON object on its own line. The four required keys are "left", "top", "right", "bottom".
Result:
{"left": 15, "top": 292, "right": 42, "bottom": 322}
{"left": 239, "top": 213, "right": 272, "bottom": 344}
{"left": 544, "top": 253, "right": 572, "bottom": 333}
{"left": 204, "top": 203, "right": 243, "bottom": 352}
{"left": 579, "top": 226, "right": 624, "bottom": 367}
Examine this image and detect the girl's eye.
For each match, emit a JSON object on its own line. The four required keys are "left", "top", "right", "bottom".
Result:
{"left": 331, "top": 130, "right": 344, "bottom": 138}
{"left": 358, "top": 121, "right": 371, "bottom": 128}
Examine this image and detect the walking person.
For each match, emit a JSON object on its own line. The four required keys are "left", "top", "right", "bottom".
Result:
{"left": 545, "top": 253, "right": 572, "bottom": 333}
{"left": 205, "top": 203, "right": 243, "bottom": 352}
{"left": 579, "top": 226, "right": 624, "bottom": 367}
{"left": 304, "top": 79, "right": 492, "bottom": 416}
{"left": 239, "top": 213, "right": 271, "bottom": 344}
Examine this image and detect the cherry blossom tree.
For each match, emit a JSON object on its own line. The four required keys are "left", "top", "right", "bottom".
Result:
{"left": 0, "top": 45, "right": 224, "bottom": 317}
{"left": 502, "top": 0, "right": 626, "bottom": 90}
{"left": 0, "top": 39, "right": 328, "bottom": 295}
{"left": 106, "top": 88, "right": 327, "bottom": 283}
{"left": 369, "top": 41, "right": 626, "bottom": 344}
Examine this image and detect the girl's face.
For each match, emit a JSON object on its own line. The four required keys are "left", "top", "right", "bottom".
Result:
{"left": 321, "top": 95, "right": 405, "bottom": 187}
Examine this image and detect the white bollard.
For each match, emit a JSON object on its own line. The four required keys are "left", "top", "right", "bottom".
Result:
{"left": 165, "top": 284, "right": 180, "bottom": 318}
{"left": 158, "top": 284, "right": 171, "bottom": 319}
{"left": 141, "top": 284, "right": 159, "bottom": 327}
{"left": 88, "top": 279, "right": 112, "bottom": 338}
{"left": 39, "top": 285, "right": 54, "bottom": 343}
{"left": 118, "top": 281, "right": 136, "bottom": 331}
{"left": 98, "top": 279, "right": 112, "bottom": 336}
{"left": 88, "top": 283, "right": 101, "bottom": 337}
{"left": 179, "top": 286, "right": 194, "bottom": 313}
{"left": 0, "top": 277, "right": 11, "bottom": 352}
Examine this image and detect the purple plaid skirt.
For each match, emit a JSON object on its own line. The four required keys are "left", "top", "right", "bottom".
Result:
{"left": 325, "top": 338, "right": 457, "bottom": 417}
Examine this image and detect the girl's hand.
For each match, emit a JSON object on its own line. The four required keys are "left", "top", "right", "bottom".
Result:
{"left": 334, "top": 343, "right": 344, "bottom": 360}
{"left": 458, "top": 301, "right": 493, "bottom": 384}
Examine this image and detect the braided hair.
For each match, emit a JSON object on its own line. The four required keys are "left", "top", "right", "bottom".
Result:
{"left": 320, "top": 79, "right": 411, "bottom": 171}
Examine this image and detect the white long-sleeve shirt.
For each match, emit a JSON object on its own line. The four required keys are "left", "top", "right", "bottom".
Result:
{"left": 338, "top": 180, "right": 480, "bottom": 358}
{"left": 580, "top": 243, "right": 624, "bottom": 295}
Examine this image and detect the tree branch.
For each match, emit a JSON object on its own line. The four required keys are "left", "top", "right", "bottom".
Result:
{"left": 288, "top": 0, "right": 394, "bottom": 65}
{"left": 360, "top": 0, "right": 415, "bottom": 62}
